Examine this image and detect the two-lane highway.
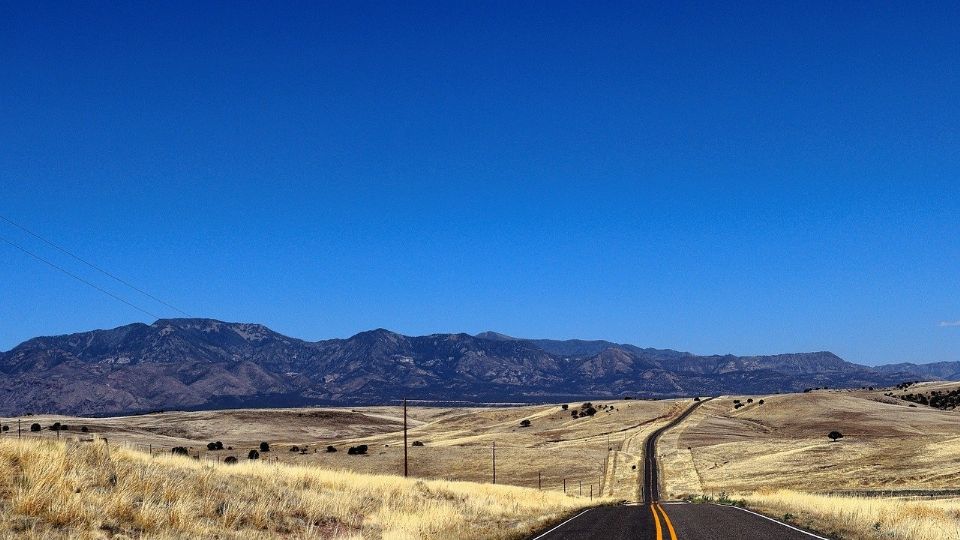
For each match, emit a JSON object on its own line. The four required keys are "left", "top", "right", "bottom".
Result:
{"left": 532, "top": 398, "right": 828, "bottom": 540}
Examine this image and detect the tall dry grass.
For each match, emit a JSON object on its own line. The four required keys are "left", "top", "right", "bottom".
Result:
{"left": 743, "top": 489, "right": 960, "bottom": 540}
{"left": 0, "top": 437, "right": 604, "bottom": 539}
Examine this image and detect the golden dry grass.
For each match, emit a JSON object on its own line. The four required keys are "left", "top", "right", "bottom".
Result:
{"left": 3, "top": 398, "right": 684, "bottom": 500}
{"left": 657, "top": 389, "right": 960, "bottom": 497}
{"left": 0, "top": 437, "right": 610, "bottom": 539}
{"left": 742, "top": 490, "right": 960, "bottom": 540}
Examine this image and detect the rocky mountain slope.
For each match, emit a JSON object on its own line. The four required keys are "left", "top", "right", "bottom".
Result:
{"left": 0, "top": 318, "right": 926, "bottom": 415}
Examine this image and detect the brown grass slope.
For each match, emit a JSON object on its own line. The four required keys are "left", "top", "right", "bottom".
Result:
{"left": 0, "top": 437, "right": 607, "bottom": 539}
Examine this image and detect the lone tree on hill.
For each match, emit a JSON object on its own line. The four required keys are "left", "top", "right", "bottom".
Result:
{"left": 30, "top": 423, "right": 41, "bottom": 432}
{"left": 828, "top": 431, "right": 844, "bottom": 442}
{"left": 519, "top": 419, "right": 531, "bottom": 428}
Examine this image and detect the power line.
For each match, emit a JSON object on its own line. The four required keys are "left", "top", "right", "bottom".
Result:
{"left": 0, "top": 214, "right": 189, "bottom": 316}
{"left": 0, "top": 234, "right": 160, "bottom": 319}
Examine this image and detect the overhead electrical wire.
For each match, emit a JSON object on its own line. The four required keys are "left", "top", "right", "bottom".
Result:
{"left": 0, "top": 214, "right": 190, "bottom": 317}
{"left": 0, "top": 234, "right": 161, "bottom": 319}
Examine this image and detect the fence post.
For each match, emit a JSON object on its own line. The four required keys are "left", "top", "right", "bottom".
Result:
{"left": 538, "top": 471, "right": 541, "bottom": 490}
{"left": 590, "top": 484, "right": 593, "bottom": 501}
{"left": 563, "top": 478, "right": 566, "bottom": 494}
{"left": 18, "top": 419, "right": 21, "bottom": 439}
{"left": 579, "top": 480, "right": 582, "bottom": 496}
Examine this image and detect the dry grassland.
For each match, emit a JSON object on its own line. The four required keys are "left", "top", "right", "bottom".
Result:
{"left": 657, "top": 388, "right": 960, "bottom": 497}
{"left": 742, "top": 490, "right": 960, "bottom": 540}
{"left": 3, "top": 398, "right": 686, "bottom": 499}
{"left": 0, "top": 437, "right": 611, "bottom": 539}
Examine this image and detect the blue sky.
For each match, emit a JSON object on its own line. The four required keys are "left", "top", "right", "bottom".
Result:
{"left": 1, "top": 2, "right": 958, "bottom": 364}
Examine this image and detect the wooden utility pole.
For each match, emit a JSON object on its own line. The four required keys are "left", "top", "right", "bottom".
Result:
{"left": 403, "top": 398, "right": 408, "bottom": 477}
{"left": 492, "top": 441, "right": 497, "bottom": 484}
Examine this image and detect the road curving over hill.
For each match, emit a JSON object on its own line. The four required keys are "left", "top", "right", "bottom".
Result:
{"left": 531, "top": 397, "right": 829, "bottom": 540}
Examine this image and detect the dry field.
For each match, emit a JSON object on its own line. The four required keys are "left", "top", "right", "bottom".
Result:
{"left": 742, "top": 490, "right": 960, "bottom": 540}
{"left": 0, "top": 436, "right": 611, "bottom": 539}
{"left": 1, "top": 398, "right": 687, "bottom": 501}
{"left": 657, "top": 385, "right": 960, "bottom": 498}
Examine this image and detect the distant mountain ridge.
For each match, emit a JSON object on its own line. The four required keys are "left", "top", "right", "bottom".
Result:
{"left": 0, "top": 318, "right": 939, "bottom": 416}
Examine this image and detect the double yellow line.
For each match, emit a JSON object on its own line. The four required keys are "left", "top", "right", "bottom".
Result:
{"left": 649, "top": 503, "right": 677, "bottom": 540}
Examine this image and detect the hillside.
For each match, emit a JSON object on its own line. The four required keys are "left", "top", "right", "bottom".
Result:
{"left": 0, "top": 437, "right": 598, "bottom": 539}
{"left": 0, "top": 318, "right": 925, "bottom": 415}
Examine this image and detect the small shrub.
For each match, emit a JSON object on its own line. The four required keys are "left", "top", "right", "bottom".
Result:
{"left": 519, "top": 419, "right": 531, "bottom": 428}
{"left": 289, "top": 446, "right": 300, "bottom": 452}
{"left": 757, "top": 400, "right": 764, "bottom": 405}
{"left": 259, "top": 442, "right": 270, "bottom": 452}
{"left": 248, "top": 449, "right": 260, "bottom": 460}
{"left": 224, "top": 456, "right": 238, "bottom": 464}
{"left": 561, "top": 404, "right": 569, "bottom": 410}
{"left": 1, "top": 426, "right": 7, "bottom": 432}
{"left": 326, "top": 445, "right": 337, "bottom": 453}
{"left": 693, "top": 397, "right": 701, "bottom": 402}
{"left": 347, "top": 445, "right": 368, "bottom": 455}
{"left": 207, "top": 442, "right": 219, "bottom": 451}
{"left": 747, "top": 398, "right": 753, "bottom": 403}
{"left": 412, "top": 441, "right": 424, "bottom": 447}
{"left": 80, "top": 426, "right": 89, "bottom": 432}
{"left": 171, "top": 447, "right": 189, "bottom": 456}
{"left": 828, "top": 431, "right": 844, "bottom": 442}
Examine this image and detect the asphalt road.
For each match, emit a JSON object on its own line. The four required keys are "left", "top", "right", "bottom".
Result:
{"left": 532, "top": 398, "right": 828, "bottom": 540}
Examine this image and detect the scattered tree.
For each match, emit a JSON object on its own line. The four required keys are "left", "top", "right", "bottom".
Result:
{"left": 326, "top": 445, "right": 337, "bottom": 452}
{"left": 519, "top": 419, "right": 531, "bottom": 428}
{"left": 224, "top": 456, "right": 238, "bottom": 464}
{"left": 412, "top": 441, "right": 424, "bottom": 447}
{"left": 1, "top": 426, "right": 7, "bottom": 432}
{"left": 171, "top": 447, "right": 189, "bottom": 456}
{"left": 259, "top": 442, "right": 270, "bottom": 452}
{"left": 693, "top": 397, "right": 701, "bottom": 402}
{"left": 347, "top": 445, "right": 368, "bottom": 455}
{"left": 561, "top": 404, "right": 569, "bottom": 410}
{"left": 828, "top": 431, "right": 844, "bottom": 442}
{"left": 747, "top": 398, "right": 754, "bottom": 403}
{"left": 757, "top": 400, "right": 764, "bottom": 405}
{"left": 248, "top": 449, "right": 260, "bottom": 459}
{"left": 289, "top": 446, "right": 300, "bottom": 452}
{"left": 30, "top": 423, "right": 41, "bottom": 432}
{"left": 81, "top": 426, "right": 89, "bottom": 432}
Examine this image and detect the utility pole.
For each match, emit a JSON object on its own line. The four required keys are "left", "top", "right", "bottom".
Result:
{"left": 403, "top": 398, "right": 408, "bottom": 477}
{"left": 492, "top": 441, "right": 497, "bottom": 484}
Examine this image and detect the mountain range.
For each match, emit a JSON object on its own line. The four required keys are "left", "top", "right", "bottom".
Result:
{"left": 0, "top": 318, "right": 949, "bottom": 416}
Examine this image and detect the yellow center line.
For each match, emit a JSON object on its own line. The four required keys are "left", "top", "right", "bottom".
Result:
{"left": 650, "top": 504, "right": 663, "bottom": 540}
{"left": 656, "top": 504, "right": 678, "bottom": 540}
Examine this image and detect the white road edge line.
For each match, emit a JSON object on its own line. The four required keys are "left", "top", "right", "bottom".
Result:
{"left": 719, "top": 504, "right": 831, "bottom": 540}
{"left": 530, "top": 508, "right": 595, "bottom": 540}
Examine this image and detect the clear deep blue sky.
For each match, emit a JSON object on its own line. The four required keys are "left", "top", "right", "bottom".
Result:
{"left": 1, "top": 2, "right": 958, "bottom": 364}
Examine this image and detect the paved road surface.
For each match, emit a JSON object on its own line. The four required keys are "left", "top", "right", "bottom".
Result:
{"left": 532, "top": 398, "right": 828, "bottom": 540}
